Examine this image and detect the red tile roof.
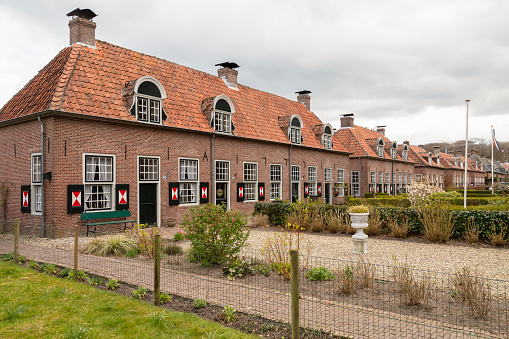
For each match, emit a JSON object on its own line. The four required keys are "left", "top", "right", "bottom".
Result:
{"left": 0, "top": 41, "right": 349, "bottom": 153}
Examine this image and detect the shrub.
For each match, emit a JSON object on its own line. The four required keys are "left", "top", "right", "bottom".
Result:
{"left": 420, "top": 207, "right": 454, "bottom": 242}
{"left": 87, "top": 275, "right": 103, "bottom": 286}
{"left": 1, "top": 252, "right": 26, "bottom": 263}
{"left": 365, "top": 208, "right": 382, "bottom": 236}
{"left": 305, "top": 267, "right": 335, "bottom": 281}
{"left": 59, "top": 267, "right": 72, "bottom": 277}
{"left": 254, "top": 201, "right": 293, "bottom": 225}
{"left": 464, "top": 217, "right": 480, "bottom": 244}
{"left": 407, "top": 182, "right": 444, "bottom": 208}
{"left": 222, "top": 257, "right": 253, "bottom": 280}
{"left": 163, "top": 244, "right": 183, "bottom": 256}
{"left": 451, "top": 267, "right": 491, "bottom": 318}
{"left": 253, "top": 262, "right": 271, "bottom": 276}
{"left": 488, "top": 221, "right": 507, "bottom": 246}
{"left": 249, "top": 213, "right": 269, "bottom": 228}
{"left": 309, "top": 215, "right": 325, "bottom": 232}
{"left": 132, "top": 286, "right": 148, "bottom": 299}
{"left": 173, "top": 228, "right": 185, "bottom": 241}
{"left": 356, "top": 258, "right": 375, "bottom": 289}
{"left": 392, "top": 259, "right": 434, "bottom": 309}
{"left": 182, "top": 204, "right": 249, "bottom": 265}
{"left": 325, "top": 213, "right": 340, "bottom": 233}
{"left": 82, "top": 235, "right": 139, "bottom": 257}
{"left": 106, "top": 279, "right": 120, "bottom": 290}
{"left": 261, "top": 223, "right": 312, "bottom": 279}
{"left": 130, "top": 225, "right": 159, "bottom": 259}
{"left": 28, "top": 260, "right": 39, "bottom": 269}
{"left": 192, "top": 298, "right": 207, "bottom": 308}
{"left": 336, "top": 265, "right": 357, "bottom": 294}
{"left": 348, "top": 205, "right": 369, "bottom": 213}
{"left": 68, "top": 270, "right": 88, "bottom": 282}
{"left": 388, "top": 213, "right": 410, "bottom": 238}
{"left": 40, "top": 263, "right": 58, "bottom": 275}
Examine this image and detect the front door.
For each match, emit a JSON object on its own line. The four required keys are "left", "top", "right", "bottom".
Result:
{"left": 325, "top": 183, "right": 331, "bottom": 204}
{"left": 291, "top": 183, "right": 299, "bottom": 203}
{"left": 139, "top": 183, "right": 157, "bottom": 226}
{"left": 216, "top": 182, "right": 228, "bottom": 208}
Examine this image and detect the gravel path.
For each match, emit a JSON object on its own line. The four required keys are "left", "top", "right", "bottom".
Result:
{"left": 2, "top": 226, "right": 508, "bottom": 281}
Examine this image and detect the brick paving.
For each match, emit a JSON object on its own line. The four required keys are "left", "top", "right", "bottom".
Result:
{"left": 0, "top": 239, "right": 504, "bottom": 339}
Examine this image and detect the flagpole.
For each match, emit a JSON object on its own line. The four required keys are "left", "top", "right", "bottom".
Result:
{"left": 491, "top": 126, "right": 494, "bottom": 194}
{"left": 464, "top": 100, "right": 469, "bottom": 208}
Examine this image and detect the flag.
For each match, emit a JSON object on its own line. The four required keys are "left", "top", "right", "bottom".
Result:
{"left": 492, "top": 127, "right": 503, "bottom": 152}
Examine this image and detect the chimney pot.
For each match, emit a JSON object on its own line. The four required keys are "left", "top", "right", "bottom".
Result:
{"left": 433, "top": 146, "right": 440, "bottom": 155}
{"left": 216, "top": 62, "right": 239, "bottom": 89}
{"left": 67, "top": 8, "right": 97, "bottom": 47}
{"left": 376, "top": 125, "right": 386, "bottom": 136}
{"left": 296, "top": 90, "right": 311, "bottom": 111}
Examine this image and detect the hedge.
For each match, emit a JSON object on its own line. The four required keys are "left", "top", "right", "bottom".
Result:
{"left": 254, "top": 202, "right": 509, "bottom": 240}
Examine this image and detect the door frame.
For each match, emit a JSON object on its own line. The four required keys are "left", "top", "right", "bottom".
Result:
{"left": 214, "top": 160, "right": 230, "bottom": 210}
{"left": 137, "top": 155, "right": 161, "bottom": 226}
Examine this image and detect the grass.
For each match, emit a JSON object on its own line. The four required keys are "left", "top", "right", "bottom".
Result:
{"left": 0, "top": 261, "right": 258, "bottom": 338}
{"left": 81, "top": 235, "right": 139, "bottom": 257}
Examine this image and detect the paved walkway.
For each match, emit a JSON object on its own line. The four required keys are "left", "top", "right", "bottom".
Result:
{"left": 0, "top": 239, "right": 504, "bottom": 339}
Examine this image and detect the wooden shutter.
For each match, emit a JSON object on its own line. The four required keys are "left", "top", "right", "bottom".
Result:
{"left": 304, "top": 182, "right": 309, "bottom": 198}
{"left": 116, "top": 184, "right": 129, "bottom": 210}
{"left": 200, "top": 182, "right": 209, "bottom": 204}
{"left": 258, "top": 182, "right": 265, "bottom": 201}
{"left": 169, "top": 183, "right": 180, "bottom": 206}
{"left": 237, "top": 183, "right": 245, "bottom": 202}
{"left": 67, "top": 185, "right": 84, "bottom": 214}
{"left": 317, "top": 183, "right": 322, "bottom": 197}
{"left": 21, "top": 185, "right": 31, "bottom": 213}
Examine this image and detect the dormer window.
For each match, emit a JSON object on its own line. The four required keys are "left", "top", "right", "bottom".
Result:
{"left": 377, "top": 139, "right": 385, "bottom": 157}
{"left": 212, "top": 96, "right": 234, "bottom": 134}
{"left": 437, "top": 155, "right": 441, "bottom": 166}
{"left": 132, "top": 76, "right": 167, "bottom": 124}
{"left": 289, "top": 115, "right": 302, "bottom": 145}
{"left": 428, "top": 152, "right": 433, "bottom": 165}
{"left": 322, "top": 125, "right": 333, "bottom": 150}
{"left": 391, "top": 142, "right": 397, "bottom": 159}
{"left": 402, "top": 145, "right": 409, "bottom": 161}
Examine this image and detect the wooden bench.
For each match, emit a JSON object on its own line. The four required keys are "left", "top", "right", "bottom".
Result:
{"left": 81, "top": 210, "right": 136, "bottom": 236}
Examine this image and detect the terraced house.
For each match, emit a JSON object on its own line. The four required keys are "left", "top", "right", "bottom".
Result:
{"left": 0, "top": 9, "right": 351, "bottom": 237}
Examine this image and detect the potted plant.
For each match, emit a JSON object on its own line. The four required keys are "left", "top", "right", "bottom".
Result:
{"left": 166, "top": 219, "right": 177, "bottom": 227}
{"left": 348, "top": 205, "right": 370, "bottom": 254}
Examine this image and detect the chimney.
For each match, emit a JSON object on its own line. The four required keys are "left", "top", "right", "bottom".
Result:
{"left": 216, "top": 62, "right": 239, "bottom": 89}
{"left": 67, "top": 8, "right": 97, "bottom": 47}
{"left": 403, "top": 140, "right": 410, "bottom": 146}
{"left": 433, "top": 146, "right": 440, "bottom": 155}
{"left": 296, "top": 90, "right": 311, "bottom": 111}
{"left": 376, "top": 125, "right": 386, "bottom": 136}
{"left": 340, "top": 113, "right": 355, "bottom": 128}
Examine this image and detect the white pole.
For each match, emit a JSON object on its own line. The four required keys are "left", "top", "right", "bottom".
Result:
{"left": 464, "top": 100, "right": 469, "bottom": 208}
{"left": 491, "top": 126, "right": 494, "bottom": 194}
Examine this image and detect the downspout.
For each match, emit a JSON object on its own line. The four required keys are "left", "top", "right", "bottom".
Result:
{"left": 289, "top": 145, "right": 292, "bottom": 201}
{"left": 358, "top": 158, "right": 362, "bottom": 198}
{"left": 38, "top": 116, "right": 45, "bottom": 238}
{"left": 391, "top": 161, "right": 394, "bottom": 196}
{"left": 211, "top": 134, "right": 215, "bottom": 205}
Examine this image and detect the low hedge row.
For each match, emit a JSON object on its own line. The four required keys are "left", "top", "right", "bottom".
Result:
{"left": 254, "top": 202, "right": 509, "bottom": 240}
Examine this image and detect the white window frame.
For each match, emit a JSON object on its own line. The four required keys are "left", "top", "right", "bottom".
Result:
{"left": 289, "top": 115, "right": 303, "bottom": 145}
{"left": 178, "top": 158, "right": 199, "bottom": 205}
{"left": 377, "top": 139, "right": 385, "bottom": 158}
{"left": 308, "top": 166, "right": 317, "bottom": 196}
{"left": 324, "top": 168, "right": 332, "bottom": 183}
{"left": 378, "top": 171, "right": 383, "bottom": 184}
{"left": 391, "top": 144, "right": 397, "bottom": 159}
{"left": 409, "top": 174, "right": 413, "bottom": 182}
{"left": 337, "top": 169, "right": 345, "bottom": 197}
{"left": 371, "top": 171, "right": 376, "bottom": 183}
{"left": 270, "top": 164, "right": 282, "bottom": 200}
{"left": 83, "top": 153, "right": 115, "bottom": 211}
{"left": 323, "top": 134, "right": 332, "bottom": 150}
{"left": 402, "top": 145, "right": 409, "bottom": 161}
{"left": 291, "top": 165, "right": 301, "bottom": 182}
{"left": 139, "top": 157, "right": 159, "bottom": 181}
{"left": 243, "top": 162, "right": 258, "bottom": 201}
{"left": 133, "top": 77, "right": 166, "bottom": 125}
{"left": 398, "top": 173, "right": 403, "bottom": 184}
{"left": 351, "top": 171, "right": 360, "bottom": 197}
{"left": 385, "top": 172, "right": 390, "bottom": 184}
{"left": 31, "top": 154, "right": 42, "bottom": 214}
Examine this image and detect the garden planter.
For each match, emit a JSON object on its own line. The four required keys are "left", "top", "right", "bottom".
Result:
{"left": 349, "top": 212, "right": 369, "bottom": 254}
{"left": 166, "top": 219, "right": 177, "bottom": 227}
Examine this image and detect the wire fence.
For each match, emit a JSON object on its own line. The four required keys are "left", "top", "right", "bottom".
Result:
{"left": 1, "top": 220, "right": 508, "bottom": 338}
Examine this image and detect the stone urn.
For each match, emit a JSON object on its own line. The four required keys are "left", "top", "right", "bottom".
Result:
{"left": 348, "top": 205, "right": 370, "bottom": 254}
{"left": 166, "top": 219, "right": 177, "bottom": 227}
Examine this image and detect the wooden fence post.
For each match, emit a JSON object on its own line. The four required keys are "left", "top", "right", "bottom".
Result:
{"left": 154, "top": 234, "right": 161, "bottom": 306}
{"left": 14, "top": 218, "right": 19, "bottom": 264}
{"left": 290, "top": 249, "right": 299, "bottom": 339}
{"left": 74, "top": 225, "right": 79, "bottom": 281}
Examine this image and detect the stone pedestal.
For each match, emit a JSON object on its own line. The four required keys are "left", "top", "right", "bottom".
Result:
{"left": 352, "top": 233, "right": 368, "bottom": 254}
{"left": 349, "top": 212, "right": 369, "bottom": 254}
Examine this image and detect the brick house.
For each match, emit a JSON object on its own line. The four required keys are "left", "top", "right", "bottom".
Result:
{"left": 407, "top": 145, "right": 446, "bottom": 189}
{"left": 334, "top": 114, "right": 414, "bottom": 197}
{"left": 0, "top": 9, "right": 351, "bottom": 237}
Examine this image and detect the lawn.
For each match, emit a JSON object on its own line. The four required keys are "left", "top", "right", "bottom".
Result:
{"left": 0, "top": 261, "right": 259, "bottom": 339}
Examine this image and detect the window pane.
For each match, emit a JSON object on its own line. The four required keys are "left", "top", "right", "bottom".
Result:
{"left": 85, "top": 185, "right": 112, "bottom": 210}
{"left": 291, "top": 166, "right": 300, "bottom": 182}
{"left": 35, "top": 185, "right": 42, "bottom": 212}
{"left": 139, "top": 157, "right": 159, "bottom": 181}
{"left": 137, "top": 97, "right": 148, "bottom": 121}
{"left": 325, "top": 168, "right": 331, "bottom": 182}
{"left": 337, "top": 169, "right": 344, "bottom": 183}
{"left": 32, "top": 155, "right": 41, "bottom": 183}
{"left": 244, "top": 183, "right": 256, "bottom": 200}
{"left": 270, "top": 165, "right": 281, "bottom": 182}
{"left": 244, "top": 163, "right": 257, "bottom": 181}
{"left": 85, "top": 156, "right": 113, "bottom": 182}
{"left": 150, "top": 100, "right": 160, "bottom": 123}
{"left": 180, "top": 159, "right": 198, "bottom": 180}
{"left": 216, "top": 161, "right": 229, "bottom": 181}
{"left": 308, "top": 167, "right": 317, "bottom": 182}
{"left": 270, "top": 182, "right": 280, "bottom": 200}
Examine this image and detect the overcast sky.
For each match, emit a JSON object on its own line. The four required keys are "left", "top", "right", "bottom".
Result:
{"left": 1, "top": 0, "right": 508, "bottom": 145}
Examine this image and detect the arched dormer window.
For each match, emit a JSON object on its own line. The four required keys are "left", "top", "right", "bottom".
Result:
{"left": 428, "top": 152, "right": 433, "bottom": 165}
{"left": 289, "top": 115, "right": 303, "bottom": 145}
{"left": 212, "top": 96, "right": 235, "bottom": 134}
{"left": 436, "top": 154, "right": 441, "bottom": 166}
{"left": 133, "top": 76, "right": 167, "bottom": 124}
{"left": 402, "top": 145, "right": 409, "bottom": 161}
{"left": 377, "top": 138, "right": 385, "bottom": 157}
{"left": 391, "top": 142, "right": 397, "bottom": 159}
{"left": 322, "top": 124, "right": 333, "bottom": 150}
